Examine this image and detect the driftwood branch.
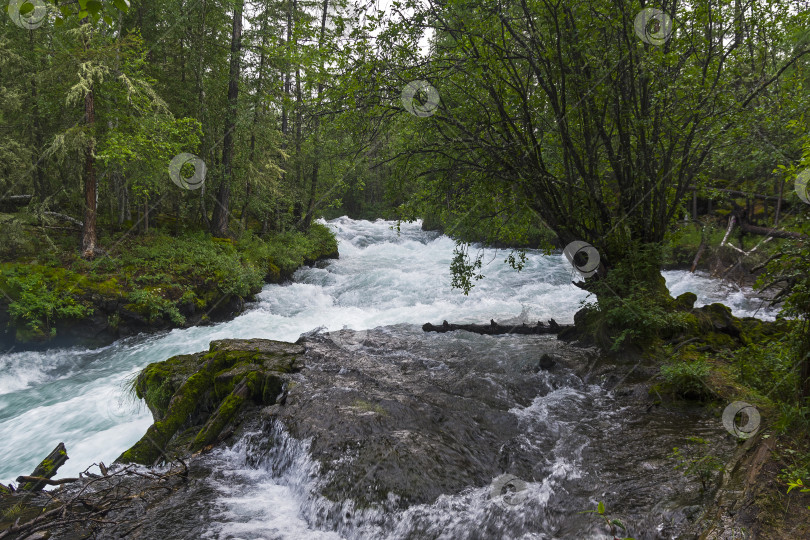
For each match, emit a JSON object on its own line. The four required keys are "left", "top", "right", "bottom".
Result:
{"left": 423, "top": 319, "right": 570, "bottom": 335}
{"left": 15, "top": 476, "right": 79, "bottom": 487}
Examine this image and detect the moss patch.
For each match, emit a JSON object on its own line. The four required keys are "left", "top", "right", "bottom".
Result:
{"left": 118, "top": 339, "right": 304, "bottom": 465}
{"left": 0, "top": 222, "right": 338, "bottom": 348}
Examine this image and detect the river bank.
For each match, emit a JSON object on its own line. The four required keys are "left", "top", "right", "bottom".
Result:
{"left": 1, "top": 217, "right": 805, "bottom": 538}
{"left": 0, "top": 216, "right": 338, "bottom": 351}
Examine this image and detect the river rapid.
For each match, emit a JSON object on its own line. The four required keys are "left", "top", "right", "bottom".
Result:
{"left": 0, "top": 218, "right": 774, "bottom": 538}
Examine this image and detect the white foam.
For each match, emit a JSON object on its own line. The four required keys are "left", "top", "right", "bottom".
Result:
{"left": 0, "top": 217, "right": 774, "bottom": 488}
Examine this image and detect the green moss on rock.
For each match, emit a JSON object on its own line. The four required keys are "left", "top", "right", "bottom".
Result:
{"left": 118, "top": 339, "right": 304, "bottom": 465}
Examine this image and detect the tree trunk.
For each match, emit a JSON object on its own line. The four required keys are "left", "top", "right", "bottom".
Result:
{"left": 738, "top": 220, "right": 806, "bottom": 239}
{"left": 243, "top": 13, "right": 269, "bottom": 231}
{"left": 211, "top": 0, "right": 244, "bottom": 237}
{"left": 281, "top": 0, "right": 294, "bottom": 139}
{"left": 691, "top": 187, "right": 697, "bottom": 221}
{"left": 30, "top": 32, "right": 45, "bottom": 200}
{"left": 774, "top": 177, "right": 784, "bottom": 228}
{"left": 143, "top": 196, "right": 149, "bottom": 234}
{"left": 82, "top": 84, "right": 98, "bottom": 258}
{"left": 303, "top": 0, "right": 330, "bottom": 230}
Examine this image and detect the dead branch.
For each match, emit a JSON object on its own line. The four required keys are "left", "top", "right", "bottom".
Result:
{"left": 15, "top": 476, "right": 79, "bottom": 487}
{"left": 41, "top": 211, "right": 83, "bottom": 229}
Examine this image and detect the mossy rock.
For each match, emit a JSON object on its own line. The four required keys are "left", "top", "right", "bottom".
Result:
{"left": 674, "top": 291, "right": 698, "bottom": 310}
{"left": 118, "top": 339, "right": 304, "bottom": 465}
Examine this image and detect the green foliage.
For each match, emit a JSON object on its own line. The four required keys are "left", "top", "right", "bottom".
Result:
{"left": 669, "top": 439, "right": 724, "bottom": 492}
{"left": 0, "top": 215, "right": 38, "bottom": 259}
{"left": 580, "top": 244, "right": 691, "bottom": 350}
{"left": 449, "top": 244, "right": 483, "bottom": 295}
{"left": 0, "top": 224, "right": 336, "bottom": 342}
{"left": 122, "top": 232, "right": 264, "bottom": 300}
{"left": 786, "top": 478, "right": 810, "bottom": 511}
{"left": 237, "top": 222, "right": 339, "bottom": 280}
{"left": 774, "top": 403, "right": 810, "bottom": 436}
{"left": 659, "top": 358, "right": 713, "bottom": 400}
{"left": 723, "top": 334, "right": 798, "bottom": 401}
{"left": 1, "top": 266, "right": 91, "bottom": 338}
{"left": 579, "top": 501, "right": 635, "bottom": 540}
{"left": 126, "top": 288, "right": 185, "bottom": 325}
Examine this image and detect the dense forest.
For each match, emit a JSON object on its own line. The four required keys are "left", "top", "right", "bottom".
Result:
{"left": 2, "top": 0, "right": 810, "bottom": 536}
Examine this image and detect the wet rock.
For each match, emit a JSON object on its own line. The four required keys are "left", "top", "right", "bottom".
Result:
{"left": 537, "top": 353, "right": 556, "bottom": 370}
{"left": 117, "top": 339, "right": 303, "bottom": 465}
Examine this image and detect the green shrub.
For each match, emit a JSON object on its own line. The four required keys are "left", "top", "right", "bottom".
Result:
{"left": 660, "top": 357, "right": 713, "bottom": 399}
{"left": 127, "top": 288, "right": 185, "bottom": 325}
{"left": 2, "top": 266, "right": 91, "bottom": 337}
{"left": 726, "top": 335, "right": 798, "bottom": 400}
{"left": 669, "top": 438, "right": 724, "bottom": 491}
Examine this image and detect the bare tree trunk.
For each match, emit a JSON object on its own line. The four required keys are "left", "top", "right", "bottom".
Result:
{"left": 115, "top": 171, "right": 130, "bottom": 226}
{"left": 82, "top": 84, "right": 97, "bottom": 258}
{"left": 211, "top": 0, "right": 244, "bottom": 237}
{"left": 143, "top": 196, "right": 149, "bottom": 234}
{"left": 294, "top": 65, "right": 302, "bottom": 225}
{"left": 242, "top": 13, "right": 270, "bottom": 231}
{"left": 774, "top": 177, "right": 784, "bottom": 227}
{"left": 691, "top": 186, "right": 697, "bottom": 220}
{"left": 29, "top": 33, "right": 45, "bottom": 200}
{"left": 303, "top": 0, "right": 330, "bottom": 230}
{"left": 281, "top": 0, "right": 294, "bottom": 140}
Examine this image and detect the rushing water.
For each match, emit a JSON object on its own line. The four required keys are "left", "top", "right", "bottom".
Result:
{"left": 0, "top": 218, "right": 775, "bottom": 537}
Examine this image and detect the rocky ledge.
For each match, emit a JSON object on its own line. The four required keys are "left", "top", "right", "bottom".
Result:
{"left": 1, "top": 322, "right": 796, "bottom": 538}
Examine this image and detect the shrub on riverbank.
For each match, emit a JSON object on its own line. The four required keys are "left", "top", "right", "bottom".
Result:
{"left": 0, "top": 222, "right": 338, "bottom": 348}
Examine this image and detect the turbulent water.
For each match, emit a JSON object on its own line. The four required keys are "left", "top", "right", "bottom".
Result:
{"left": 0, "top": 218, "right": 775, "bottom": 538}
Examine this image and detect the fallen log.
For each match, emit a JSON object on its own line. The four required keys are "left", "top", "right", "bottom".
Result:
{"left": 17, "top": 442, "right": 69, "bottom": 492}
{"left": 422, "top": 319, "right": 570, "bottom": 335}
{"left": 738, "top": 220, "right": 806, "bottom": 240}
{"left": 42, "top": 211, "right": 83, "bottom": 229}
{"left": 0, "top": 194, "right": 33, "bottom": 208}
